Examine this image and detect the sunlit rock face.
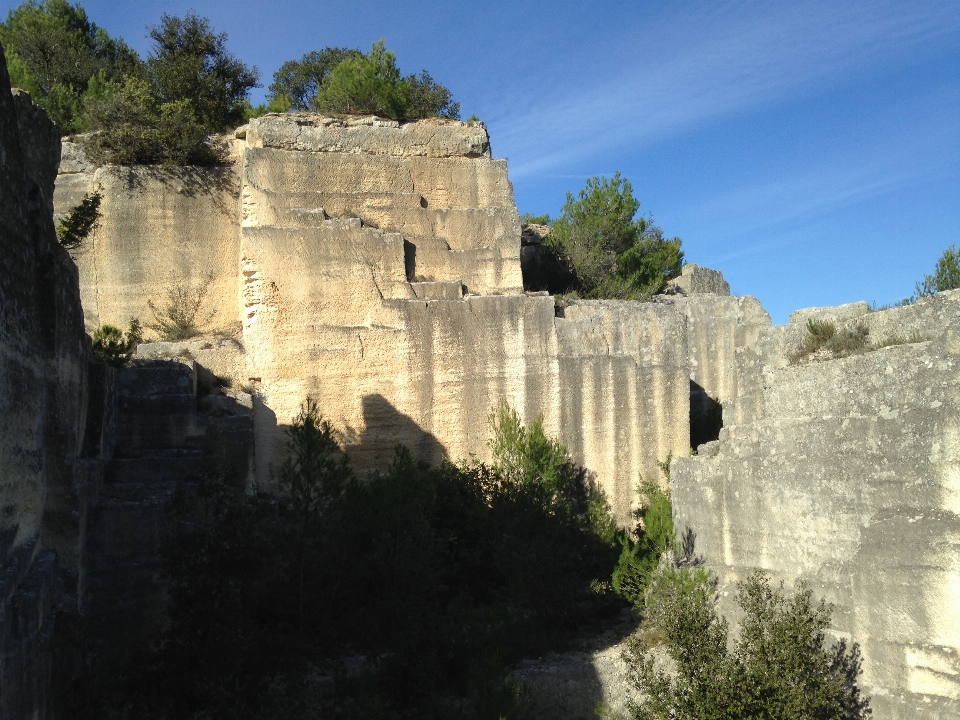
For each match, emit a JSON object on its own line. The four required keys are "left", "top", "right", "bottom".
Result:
{"left": 57, "top": 113, "right": 699, "bottom": 524}
{"left": 44, "top": 104, "right": 960, "bottom": 720}
{"left": 673, "top": 293, "right": 960, "bottom": 720}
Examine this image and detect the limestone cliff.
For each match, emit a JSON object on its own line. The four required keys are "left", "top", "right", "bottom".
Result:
{"left": 673, "top": 296, "right": 960, "bottom": 720}
{"left": 34, "top": 101, "right": 960, "bottom": 720}
{"left": 0, "top": 62, "right": 113, "bottom": 719}
{"left": 58, "top": 114, "right": 727, "bottom": 523}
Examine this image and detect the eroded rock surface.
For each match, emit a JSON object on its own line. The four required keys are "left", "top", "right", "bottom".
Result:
{"left": 673, "top": 292, "right": 960, "bottom": 720}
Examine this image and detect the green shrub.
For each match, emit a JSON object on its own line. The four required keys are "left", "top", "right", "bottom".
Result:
{"left": 90, "top": 399, "right": 622, "bottom": 718}
{"left": 56, "top": 190, "right": 101, "bottom": 249}
{"left": 874, "top": 330, "right": 927, "bottom": 348}
{"left": 626, "top": 567, "right": 871, "bottom": 720}
{"left": 312, "top": 39, "right": 460, "bottom": 120}
{"left": 915, "top": 244, "right": 960, "bottom": 299}
{"left": 146, "top": 274, "right": 212, "bottom": 341}
{"left": 520, "top": 213, "right": 550, "bottom": 225}
{"left": 547, "top": 173, "right": 684, "bottom": 300}
{"left": 82, "top": 74, "right": 219, "bottom": 165}
{"left": 404, "top": 69, "right": 460, "bottom": 120}
{"left": 313, "top": 39, "right": 408, "bottom": 118}
{"left": 612, "top": 469, "right": 675, "bottom": 606}
{"left": 90, "top": 318, "right": 142, "bottom": 367}
{"left": 792, "top": 319, "right": 870, "bottom": 363}
{"left": 269, "top": 47, "right": 362, "bottom": 111}
{"left": 145, "top": 13, "right": 258, "bottom": 132}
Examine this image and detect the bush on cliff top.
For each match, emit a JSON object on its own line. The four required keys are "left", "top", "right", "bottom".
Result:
{"left": 310, "top": 39, "right": 460, "bottom": 120}
{"left": 915, "top": 243, "right": 960, "bottom": 299}
{"left": 0, "top": 0, "right": 139, "bottom": 131}
{"left": 532, "top": 173, "right": 684, "bottom": 299}
{"left": 3, "top": 2, "right": 258, "bottom": 163}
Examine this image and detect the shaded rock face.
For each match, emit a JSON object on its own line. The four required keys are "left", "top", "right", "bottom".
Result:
{"left": 672, "top": 293, "right": 960, "bottom": 720}
{"left": 0, "top": 59, "right": 111, "bottom": 719}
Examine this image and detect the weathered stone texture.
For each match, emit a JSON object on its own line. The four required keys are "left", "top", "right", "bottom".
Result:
{"left": 231, "top": 115, "right": 690, "bottom": 521}
{"left": 665, "top": 262, "right": 731, "bottom": 296}
{"left": 241, "top": 115, "right": 521, "bottom": 295}
{"left": 53, "top": 152, "right": 241, "bottom": 335}
{"left": 1, "top": 69, "right": 110, "bottom": 719}
{"left": 246, "top": 113, "right": 491, "bottom": 158}
{"left": 672, "top": 292, "right": 960, "bottom": 720}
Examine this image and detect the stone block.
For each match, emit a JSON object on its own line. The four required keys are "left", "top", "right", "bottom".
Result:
{"left": 666, "top": 263, "right": 731, "bottom": 296}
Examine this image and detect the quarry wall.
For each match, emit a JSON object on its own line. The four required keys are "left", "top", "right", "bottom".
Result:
{"left": 673, "top": 294, "right": 960, "bottom": 720}
{"left": 57, "top": 114, "right": 731, "bottom": 522}
{"left": 32, "top": 102, "right": 959, "bottom": 720}
{"left": 0, "top": 68, "right": 114, "bottom": 719}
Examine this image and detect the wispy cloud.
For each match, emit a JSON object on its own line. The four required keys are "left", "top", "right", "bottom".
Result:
{"left": 683, "top": 100, "right": 960, "bottom": 265}
{"left": 488, "top": 1, "right": 959, "bottom": 177}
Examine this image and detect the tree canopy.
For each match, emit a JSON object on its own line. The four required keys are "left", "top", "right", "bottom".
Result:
{"left": 0, "top": 0, "right": 138, "bottom": 130}
{"left": 146, "top": 12, "right": 258, "bottom": 131}
{"left": 2, "top": 2, "right": 258, "bottom": 163}
{"left": 545, "top": 172, "right": 684, "bottom": 299}
{"left": 268, "top": 47, "right": 361, "bottom": 111}
{"left": 271, "top": 40, "right": 460, "bottom": 120}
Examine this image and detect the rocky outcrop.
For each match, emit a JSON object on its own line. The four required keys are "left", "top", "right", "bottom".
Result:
{"left": 85, "top": 357, "right": 254, "bottom": 663}
{"left": 672, "top": 293, "right": 960, "bottom": 720}
{"left": 0, "top": 60, "right": 112, "bottom": 719}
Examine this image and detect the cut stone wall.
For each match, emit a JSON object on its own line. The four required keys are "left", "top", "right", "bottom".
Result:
{"left": 54, "top": 156, "right": 241, "bottom": 334}
{"left": 0, "top": 65, "right": 112, "bottom": 719}
{"left": 230, "top": 114, "right": 690, "bottom": 522}
{"left": 672, "top": 291, "right": 960, "bottom": 720}
{"left": 242, "top": 114, "right": 522, "bottom": 296}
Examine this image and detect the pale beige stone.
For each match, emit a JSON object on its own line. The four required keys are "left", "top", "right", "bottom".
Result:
{"left": 247, "top": 113, "right": 491, "bottom": 158}
{"left": 54, "top": 164, "right": 241, "bottom": 336}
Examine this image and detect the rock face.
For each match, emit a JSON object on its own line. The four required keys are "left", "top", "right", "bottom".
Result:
{"left": 57, "top": 114, "right": 708, "bottom": 523}
{"left": 54, "top": 158, "right": 241, "bottom": 334}
{"left": 672, "top": 293, "right": 960, "bottom": 720}
{"left": 0, "top": 64, "right": 112, "bottom": 719}
{"left": 44, "top": 107, "right": 960, "bottom": 720}
{"left": 665, "top": 262, "right": 731, "bottom": 296}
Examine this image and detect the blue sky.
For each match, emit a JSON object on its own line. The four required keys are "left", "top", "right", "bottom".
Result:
{"left": 5, "top": 0, "right": 958, "bottom": 323}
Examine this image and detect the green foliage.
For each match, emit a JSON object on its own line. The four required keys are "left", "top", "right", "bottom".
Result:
{"left": 239, "top": 94, "right": 292, "bottom": 121}
{"left": 404, "top": 69, "right": 460, "bottom": 119}
{"left": 313, "top": 39, "right": 408, "bottom": 118}
{"left": 612, "top": 466, "right": 675, "bottom": 606}
{"left": 873, "top": 330, "right": 927, "bottom": 348}
{"left": 146, "top": 274, "right": 212, "bottom": 341}
{"left": 311, "top": 39, "right": 460, "bottom": 120}
{"left": 90, "top": 318, "right": 142, "bottom": 367}
{"left": 627, "top": 568, "right": 871, "bottom": 720}
{"left": 520, "top": 213, "right": 550, "bottom": 225}
{"left": 56, "top": 190, "right": 101, "bottom": 249}
{"left": 82, "top": 74, "right": 218, "bottom": 165}
{"left": 792, "top": 319, "right": 871, "bottom": 363}
{"left": 87, "top": 399, "right": 622, "bottom": 718}
{"left": 0, "top": 0, "right": 139, "bottom": 131}
{"left": 146, "top": 13, "right": 258, "bottom": 132}
{"left": 269, "top": 47, "right": 362, "bottom": 111}
{"left": 915, "top": 244, "right": 960, "bottom": 299}
{"left": 547, "top": 173, "right": 684, "bottom": 300}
